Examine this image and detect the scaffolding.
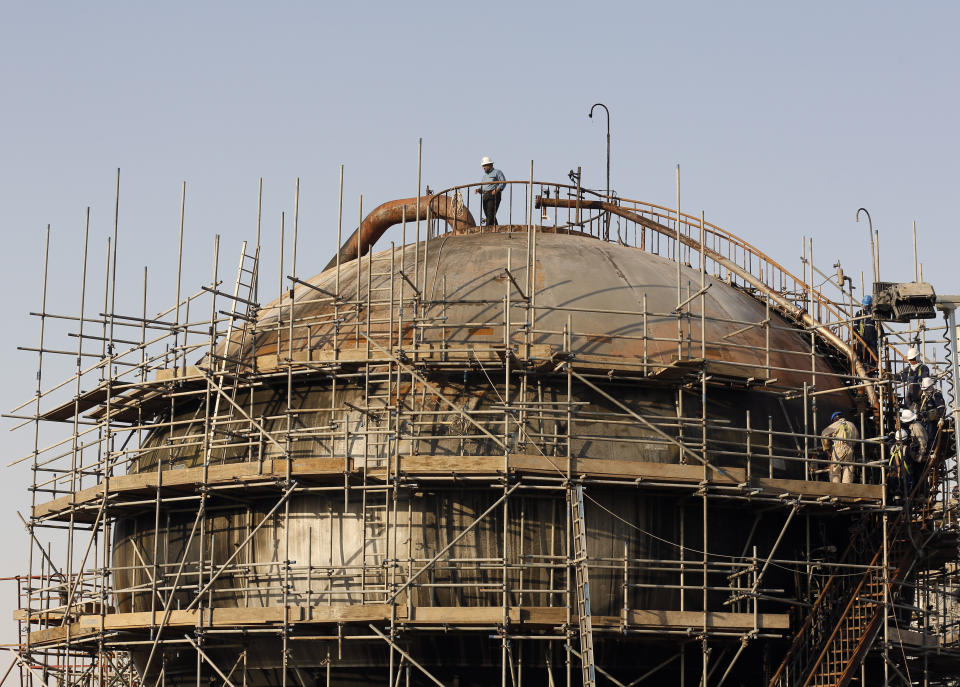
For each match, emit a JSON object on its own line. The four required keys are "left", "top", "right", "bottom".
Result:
{"left": 5, "top": 163, "right": 960, "bottom": 687}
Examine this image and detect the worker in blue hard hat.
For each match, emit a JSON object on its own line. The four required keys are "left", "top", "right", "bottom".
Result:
{"left": 853, "top": 294, "right": 881, "bottom": 372}
{"left": 475, "top": 156, "right": 506, "bottom": 227}
{"left": 820, "top": 410, "right": 859, "bottom": 484}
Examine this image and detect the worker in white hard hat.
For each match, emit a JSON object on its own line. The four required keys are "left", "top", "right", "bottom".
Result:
{"left": 820, "top": 410, "right": 859, "bottom": 484}
{"left": 899, "top": 407, "right": 928, "bottom": 462}
{"left": 888, "top": 428, "right": 912, "bottom": 503}
{"left": 475, "top": 156, "right": 506, "bottom": 227}
{"left": 893, "top": 347, "right": 930, "bottom": 407}
{"left": 916, "top": 377, "right": 946, "bottom": 440}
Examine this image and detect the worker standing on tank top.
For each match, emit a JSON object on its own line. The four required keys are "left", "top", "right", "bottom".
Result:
{"left": 475, "top": 156, "right": 505, "bottom": 226}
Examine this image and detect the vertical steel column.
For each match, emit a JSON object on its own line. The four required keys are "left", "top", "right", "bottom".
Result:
{"left": 292, "top": 178, "right": 300, "bottom": 282}
{"left": 642, "top": 292, "right": 648, "bottom": 376}
{"left": 875, "top": 228, "right": 881, "bottom": 284}
{"left": 108, "top": 169, "right": 120, "bottom": 355}
{"left": 175, "top": 182, "right": 186, "bottom": 372}
{"left": 255, "top": 179, "right": 262, "bottom": 304}
{"left": 414, "top": 140, "right": 421, "bottom": 294}
{"left": 675, "top": 165, "right": 682, "bottom": 362}
{"left": 101, "top": 172, "right": 123, "bottom": 666}
{"left": 803, "top": 382, "right": 809, "bottom": 480}
{"left": 199, "top": 235, "right": 219, "bottom": 687}
{"left": 25, "top": 226, "right": 51, "bottom": 653}
{"left": 529, "top": 164, "right": 536, "bottom": 350}
{"left": 419, "top": 149, "right": 429, "bottom": 295}
{"left": 67, "top": 216, "right": 89, "bottom": 618}
{"left": 700, "top": 212, "right": 706, "bottom": 361}
{"left": 575, "top": 166, "right": 581, "bottom": 229}
{"left": 565, "top": 314, "right": 573, "bottom": 687}
{"left": 702, "top": 479, "right": 709, "bottom": 687}
{"left": 355, "top": 197, "right": 362, "bottom": 349}
{"left": 502, "top": 239, "right": 513, "bottom": 687}
{"left": 334, "top": 167, "right": 343, "bottom": 358}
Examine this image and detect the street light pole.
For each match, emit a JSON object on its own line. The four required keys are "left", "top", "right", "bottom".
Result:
{"left": 589, "top": 103, "right": 610, "bottom": 240}
{"left": 856, "top": 207, "right": 878, "bottom": 287}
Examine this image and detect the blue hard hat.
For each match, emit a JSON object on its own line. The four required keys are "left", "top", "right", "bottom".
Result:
{"left": 831, "top": 411, "right": 844, "bottom": 422}
{"left": 861, "top": 295, "right": 873, "bottom": 307}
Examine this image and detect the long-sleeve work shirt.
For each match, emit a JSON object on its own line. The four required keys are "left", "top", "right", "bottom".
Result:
{"left": 820, "top": 418, "right": 860, "bottom": 460}
{"left": 895, "top": 362, "right": 930, "bottom": 386}
{"left": 480, "top": 168, "right": 506, "bottom": 193}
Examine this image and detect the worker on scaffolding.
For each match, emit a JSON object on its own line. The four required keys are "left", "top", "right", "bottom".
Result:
{"left": 887, "top": 428, "right": 912, "bottom": 504}
{"left": 475, "top": 156, "right": 506, "bottom": 226}
{"left": 820, "top": 411, "right": 859, "bottom": 484}
{"left": 916, "top": 377, "right": 946, "bottom": 445}
{"left": 893, "top": 347, "right": 930, "bottom": 407}
{"left": 853, "top": 295, "right": 882, "bottom": 372}
{"left": 899, "top": 407, "right": 928, "bottom": 474}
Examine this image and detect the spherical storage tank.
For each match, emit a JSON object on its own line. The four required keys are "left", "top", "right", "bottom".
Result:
{"left": 113, "top": 219, "right": 853, "bottom": 686}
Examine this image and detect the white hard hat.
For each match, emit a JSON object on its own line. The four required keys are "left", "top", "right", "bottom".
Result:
{"left": 481, "top": 156, "right": 493, "bottom": 166}
{"left": 896, "top": 429, "right": 908, "bottom": 440}
{"left": 921, "top": 377, "right": 934, "bottom": 390}
{"left": 907, "top": 347, "right": 919, "bottom": 360}
{"left": 900, "top": 408, "right": 917, "bottom": 423}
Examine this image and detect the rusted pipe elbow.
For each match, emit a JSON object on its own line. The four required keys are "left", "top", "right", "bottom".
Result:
{"left": 324, "top": 194, "right": 476, "bottom": 271}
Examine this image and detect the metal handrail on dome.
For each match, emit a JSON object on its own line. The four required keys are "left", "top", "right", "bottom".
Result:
{"left": 427, "top": 180, "right": 608, "bottom": 234}
{"left": 613, "top": 194, "right": 881, "bottom": 367}
{"left": 428, "top": 181, "right": 869, "bottom": 352}
{"left": 424, "top": 181, "right": 879, "bottom": 405}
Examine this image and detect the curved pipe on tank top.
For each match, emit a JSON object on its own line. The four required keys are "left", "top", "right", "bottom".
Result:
{"left": 324, "top": 195, "right": 476, "bottom": 272}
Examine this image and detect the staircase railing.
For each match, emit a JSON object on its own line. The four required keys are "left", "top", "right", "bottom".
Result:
{"left": 768, "top": 425, "right": 948, "bottom": 687}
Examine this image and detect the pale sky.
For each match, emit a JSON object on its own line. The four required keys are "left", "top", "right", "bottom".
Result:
{"left": 1, "top": 1, "right": 958, "bottom": 644}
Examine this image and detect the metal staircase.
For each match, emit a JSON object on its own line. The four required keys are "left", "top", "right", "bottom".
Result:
{"left": 768, "top": 428, "right": 949, "bottom": 687}
{"left": 570, "top": 484, "right": 597, "bottom": 687}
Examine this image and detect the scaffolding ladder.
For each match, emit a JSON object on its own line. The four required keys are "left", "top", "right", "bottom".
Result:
{"left": 209, "top": 242, "right": 260, "bottom": 458}
{"left": 570, "top": 484, "right": 597, "bottom": 687}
